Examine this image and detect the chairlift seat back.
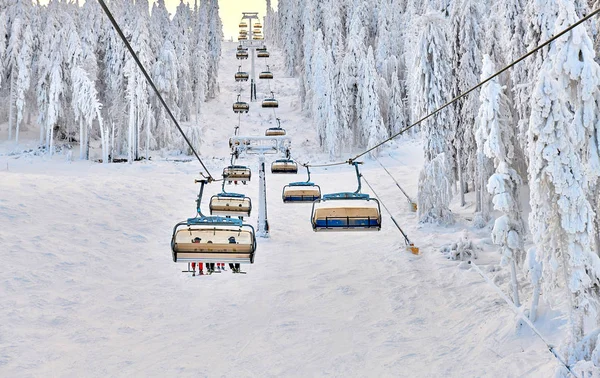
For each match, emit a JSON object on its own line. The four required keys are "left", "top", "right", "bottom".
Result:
{"left": 257, "top": 51, "right": 270, "bottom": 58}
{"left": 262, "top": 98, "right": 279, "bottom": 108}
{"left": 259, "top": 71, "right": 273, "bottom": 79}
{"left": 223, "top": 166, "right": 251, "bottom": 182}
{"left": 235, "top": 72, "right": 249, "bottom": 81}
{"left": 283, "top": 184, "right": 321, "bottom": 202}
{"left": 311, "top": 197, "right": 381, "bottom": 231}
{"left": 209, "top": 194, "right": 252, "bottom": 217}
{"left": 271, "top": 159, "right": 298, "bottom": 174}
{"left": 233, "top": 101, "right": 250, "bottom": 113}
{"left": 265, "top": 128, "right": 286, "bottom": 136}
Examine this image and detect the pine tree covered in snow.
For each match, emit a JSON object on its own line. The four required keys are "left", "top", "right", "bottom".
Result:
{"left": 528, "top": 2, "right": 600, "bottom": 368}
{"left": 411, "top": 12, "right": 455, "bottom": 224}
{"left": 477, "top": 55, "right": 524, "bottom": 307}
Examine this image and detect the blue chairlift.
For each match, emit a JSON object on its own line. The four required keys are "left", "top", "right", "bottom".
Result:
{"left": 311, "top": 162, "right": 381, "bottom": 231}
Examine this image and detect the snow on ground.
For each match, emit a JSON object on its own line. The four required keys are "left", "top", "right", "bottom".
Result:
{"left": 0, "top": 42, "right": 565, "bottom": 377}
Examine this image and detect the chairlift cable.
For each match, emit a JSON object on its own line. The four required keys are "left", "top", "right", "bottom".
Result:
{"left": 374, "top": 156, "right": 414, "bottom": 204}
{"left": 97, "top": 0, "right": 215, "bottom": 180}
{"left": 301, "top": 8, "right": 600, "bottom": 169}
{"left": 361, "top": 174, "right": 412, "bottom": 246}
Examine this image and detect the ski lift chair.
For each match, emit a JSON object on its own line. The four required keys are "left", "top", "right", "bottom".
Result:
{"left": 257, "top": 50, "right": 270, "bottom": 58}
{"left": 233, "top": 95, "right": 249, "bottom": 113}
{"left": 223, "top": 165, "right": 251, "bottom": 184}
{"left": 282, "top": 166, "right": 321, "bottom": 203}
{"left": 256, "top": 46, "right": 267, "bottom": 52}
{"left": 171, "top": 179, "right": 256, "bottom": 265}
{"left": 265, "top": 118, "right": 285, "bottom": 136}
{"left": 209, "top": 180, "right": 252, "bottom": 219}
{"left": 311, "top": 162, "right": 381, "bottom": 231}
{"left": 271, "top": 159, "right": 298, "bottom": 174}
{"left": 235, "top": 66, "right": 249, "bottom": 82}
{"left": 236, "top": 50, "right": 249, "bottom": 59}
{"left": 253, "top": 35, "right": 264, "bottom": 40}
{"left": 265, "top": 127, "right": 286, "bottom": 136}
{"left": 254, "top": 23, "right": 262, "bottom": 29}
{"left": 238, "top": 35, "right": 248, "bottom": 41}
{"left": 239, "top": 21, "right": 248, "bottom": 28}
{"left": 259, "top": 66, "right": 274, "bottom": 79}
{"left": 262, "top": 92, "right": 279, "bottom": 108}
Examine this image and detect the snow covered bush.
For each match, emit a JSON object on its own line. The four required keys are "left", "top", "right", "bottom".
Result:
{"left": 440, "top": 231, "right": 480, "bottom": 261}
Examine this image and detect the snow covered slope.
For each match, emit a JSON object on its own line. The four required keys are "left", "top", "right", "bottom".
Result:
{"left": 0, "top": 42, "right": 562, "bottom": 377}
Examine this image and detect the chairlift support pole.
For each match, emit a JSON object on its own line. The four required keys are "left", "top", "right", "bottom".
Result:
{"left": 241, "top": 12, "right": 259, "bottom": 102}
{"left": 258, "top": 155, "right": 269, "bottom": 237}
{"left": 229, "top": 135, "right": 292, "bottom": 238}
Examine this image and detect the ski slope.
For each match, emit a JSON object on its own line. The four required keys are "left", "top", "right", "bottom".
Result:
{"left": 0, "top": 42, "right": 564, "bottom": 377}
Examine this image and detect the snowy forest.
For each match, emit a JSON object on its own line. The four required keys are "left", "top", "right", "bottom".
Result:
{"left": 267, "top": 0, "right": 600, "bottom": 374}
{"left": 2, "top": 0, "right": 600, "bottom": 375}
{"left": 0, "top": 0, "right": 222, "bottom": 162}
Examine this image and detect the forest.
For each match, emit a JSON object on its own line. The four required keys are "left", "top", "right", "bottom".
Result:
{"left": 0, "top": 0, "right": 222, "bottom": 162}
{"left": 266, "top": 0, "right": 600, "bottom": 373}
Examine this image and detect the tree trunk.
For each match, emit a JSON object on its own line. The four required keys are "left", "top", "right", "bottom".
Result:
{"left": 529, "top": 279, "right": 540, "bottom": 322}
{"left": 79, "top": 118, "right": 84, "bottom": 159}
{"left": 510, "top": 256, "right": 520, "bottom": 307}
{"left": 8, "top": 70, "right": 15, "bottom": 141}
{"left": 457, "top": 149, "right": 466, "bottom": 207}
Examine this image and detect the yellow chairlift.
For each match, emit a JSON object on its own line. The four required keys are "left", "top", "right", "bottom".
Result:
{"left": 262, "top": 91, "right": 279, "bottom": 108}
{"left": 171, "top": 179, "right": 256, "bottom": 266}
{"left": 233, "top": 94, "right": 249, "bottom": 114}
{"left": 235, "top": 66, "right": 249, "bottom": 82}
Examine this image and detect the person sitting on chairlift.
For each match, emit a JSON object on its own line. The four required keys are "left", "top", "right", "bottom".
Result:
{"left": 227, "top": 237, "right": 241, "bottom": 273}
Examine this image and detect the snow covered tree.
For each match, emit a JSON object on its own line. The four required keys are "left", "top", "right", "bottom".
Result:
{"left": 360, "top": 47, "right": 387, "bottom": 154}
{"left": 450, "top": 0, "right": 484, "bottom": 209}
{"left": 205, "top": 0, "right": 222, "bottom": 99}
{"left": 411, "top": 12, "right": 455, "bottom": 224}
{"left": 477, "top": 55, "right": 524, "bottom": 308}
{"left": 14, "top": 24, "right": 33, "bottom": 145}
{"left": 528, "top": 1, "right": 600, "bottom": 367}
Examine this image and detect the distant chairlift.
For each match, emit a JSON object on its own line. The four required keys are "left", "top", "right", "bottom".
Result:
{"left": 271, "top": 159, "right": 298, "bottom": 174}
{"left": 262, "top": 91, "right": 279, "bottom": 108}
{"left": 254, "top": 22, "right": 262, "bottom": 29}
{"left": 239, "top": 21, "right": 248, "bottom": 28}
{"left": 233, "top": 94, "right": 249, "bottom": 113}
{"left": 209, "top": 179, "right": 252, "bottom": 219}
{"left": 236, "top": 49, "right": 249, "bottom": 60}
{"left": 257, "top": 50, "right": 270, "bottom": 58}
{"left": 223, "top": 160, "right": 251, "bottom": 184}
{"left": 235, "top": 66, "right": 249, "bottom": 82}
{"left": 282, "top": 165, "right": 321, "bottom": 203}
{"left": 265, "top": 118, "right": 286, "bottom": 136}
{"left": 259, "top": 65, "right": 273, "bottom": 79}
{"left": 310, "top": 162, "right": 382, "bottom": 232}
{"left": 171, "top": 179, "right": 256, "bottom": 266}
{"left": 253, "top": 35, "right": 264, "bottom": 40}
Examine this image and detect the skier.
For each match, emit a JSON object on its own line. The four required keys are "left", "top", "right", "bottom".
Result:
{"left": 227, "top": 237, "right": 241, "bottom": 273}
{"left": 191, "top": 262, "right": 203, "bottom": 276}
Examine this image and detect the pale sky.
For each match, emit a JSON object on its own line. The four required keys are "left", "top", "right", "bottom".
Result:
{"left": 39, "top": 1, "right": 278, "bottom": 41}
